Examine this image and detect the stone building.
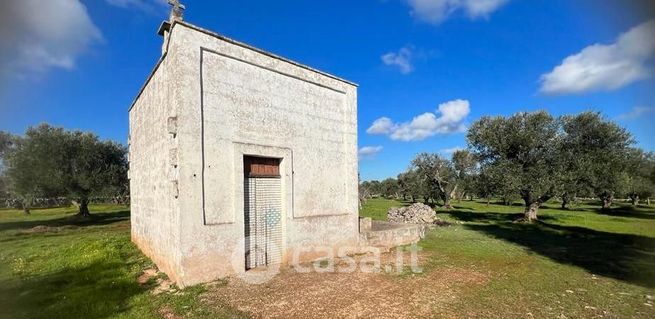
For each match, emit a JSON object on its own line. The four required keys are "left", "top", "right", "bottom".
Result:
{"left": 128, "top": 4, "right": 359, "bottom": 286}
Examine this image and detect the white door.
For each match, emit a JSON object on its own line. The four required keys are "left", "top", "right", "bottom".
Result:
{"left": 244, "top": 157, "right": 283, "bottom": 269}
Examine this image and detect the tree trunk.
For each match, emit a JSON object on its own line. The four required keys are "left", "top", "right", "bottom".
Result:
{"left": 443, "top": 197, "right": 452, "bottom": 210}
{"left": 630, "top": 194, "right": 639, "bottom": 206}
{"left": 601, "top": 196, "right": 613, "bottom": 210}
{"left": 448, "top": 186, "right": 458, "bottom": 208}
{"left": 647, "top": 198, "right": 651, "bottom": 206}
{"left": 78, "top": 197, "right": 90, "bottom": 217}
{"left": 22, "top": 200, "right": 31, "bottom": 215}
{"left": 486, "top": 197, "right": 490, "bottom": 206}
{"left": 561, "top": 193, "right": 570, "bottom": 210}
{"left": 524, "top": 202, "right": 539, "bottom": 222}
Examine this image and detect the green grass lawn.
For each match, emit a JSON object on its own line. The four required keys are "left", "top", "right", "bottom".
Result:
{"left": 0, "top": 205, "right": 241, "bottom": 319}
{"left": 2, "top": 200, "right": 654, "bottom": 318}
{"left": 361, "top": 197, "right": 655, "bottom": 318}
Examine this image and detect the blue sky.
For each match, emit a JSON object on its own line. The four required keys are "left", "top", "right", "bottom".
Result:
{"left": 1, "top": 0, "right": 654, "bottom": 181}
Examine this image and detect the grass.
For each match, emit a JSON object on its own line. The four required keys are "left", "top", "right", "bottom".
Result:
{"left": 0, "top": 205, "right": 242, "bottom": 319}
{"left": 358, "top": 197, "right": 409, "bottom": 220}
{"left": 2, "top": 199, "right": 654, "bottom": 318}
{"left": 361, "top": 197, "right": 655, "bottom": 318}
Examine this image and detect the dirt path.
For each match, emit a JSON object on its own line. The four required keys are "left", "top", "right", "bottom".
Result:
{"left": 201, "top": 253, "right": 488, "bottom": 318}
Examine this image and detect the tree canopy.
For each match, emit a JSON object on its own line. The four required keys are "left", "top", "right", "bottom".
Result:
{"left": 359, "top": 110, "right": 649, "bottom": 221}
{"left": 467, "top": 111, "right": 561, "bottom": 221}
{"left": 560, "top": 112, "right": 634, "bottom": 209}
{"left": 1, "top": 124, "right": 128, "bottom": 215}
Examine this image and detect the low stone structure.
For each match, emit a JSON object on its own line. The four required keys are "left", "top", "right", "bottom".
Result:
{"left": 359, "top": 217, "right": 372, "bottom": 232}
{"left": 359, "top": 220, "right": 426, "bottom": 250}
{"left": 387, "top": 203, "right": 437, "bottom": 224}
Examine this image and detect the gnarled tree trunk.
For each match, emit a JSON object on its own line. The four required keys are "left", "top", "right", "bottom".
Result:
{"left": 601, "top": 194, "right": 613, "bottom": 210}
{"left": 21, "top": 198, "right": 31, "bottom": 215}
{"left": 77, "top": 197, "right": 90, "bottom": 217}
{"left": 561, "top": 192, "right": 571, "bottom": 210}
{"left": 630, "top": 194, "right": 639, "bottom": 206}
{"left": 524, "top": 202, "right": 539, "bottom": 222}
{"left": 443, "top": 197, "right": 452, "bottom": 210}
{"left": 441, "top": 185, "right": 457, "bottom": 210}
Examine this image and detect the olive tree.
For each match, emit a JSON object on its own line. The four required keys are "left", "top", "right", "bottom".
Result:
{"left": 366, "top": 180, "right": 382, "bottom": 196}
{"left": 0, "top": 132, "right": 16, "bottom": 200}
{"left": 4, "top": 124, "right": 127, "bottom": 216}
{"left": 624, "top": 149, "right": 655, "bottom": 206}
{"left": 60, "top": 130, "right": 128, "bottom": 216}
{"left": 380, "top": 178, "right": 399, "bottom": 198}
{"left": 560, "top": 112, "right": 633, "bottom": 209}
{"left": 398, "top": 169, "right": 424, "bottom": 202}
{"left": 412, "top": 153, "right": 458, "bottom": 209}
{"left": 452, "top": 149, "right": 477, "bottom": 200}
{"left": 474, "top": 160, "right": 522, "bottom": 206}
{"left": 467, "top": 111, "right": 561, "bottom": 221}
{"left": 397, "top": 172, "right": 412, "bottom": 201}
{"left": 4, "top": 126, "right": 66, "bottom": 213}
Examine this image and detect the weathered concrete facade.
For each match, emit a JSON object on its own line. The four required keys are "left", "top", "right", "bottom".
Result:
{"left": 129, "top": 20, "right": 359, "bottom": 286}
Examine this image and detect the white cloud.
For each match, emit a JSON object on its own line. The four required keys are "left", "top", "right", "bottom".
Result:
{"left": 540, "top": 19, "right": 655, "bottom": 95}
{"left": 367, "top": 99, "right": 471, "bottom": 142}
{"left": 366, "top": 117, "right": 394, "bottom": 134}
{"left": 617, "top": 106, "right": 655, "bottom": 120}
{"left": 439, "top": 146, "right": 465, "bottom": 154}
{"left": 358, "top": 146, "right": 384, "bottom": 158}
{"left": 407, "top": 0, "right": 510, "bottom": 24}
{"left": 0, "top": 0, "right": 102, "bottom": 79}
{"left": 106, "top": 0, "right": 167, "bottom": 14}
{"left": 381, "top": 47, "right": 413, "bottom": 74}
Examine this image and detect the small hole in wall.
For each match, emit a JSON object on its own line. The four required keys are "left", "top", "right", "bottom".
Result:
{"left": 193, "top": 174, "right": 196, "bottom": 177}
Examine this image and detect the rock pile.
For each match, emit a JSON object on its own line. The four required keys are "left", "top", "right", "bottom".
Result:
{"left": 387, "top": 203, "right": 437, "bottom": 224}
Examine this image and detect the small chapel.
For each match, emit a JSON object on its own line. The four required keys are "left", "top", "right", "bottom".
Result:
{"left": 128, "top": 1, "right": 360, "bottom": 286}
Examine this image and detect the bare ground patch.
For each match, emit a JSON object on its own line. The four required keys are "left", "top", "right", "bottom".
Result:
{"left": 201, "top": 252, "right": 488, "bottom": 318}
{"left": 22, "top": 225, "right": 79, "bottom": 233}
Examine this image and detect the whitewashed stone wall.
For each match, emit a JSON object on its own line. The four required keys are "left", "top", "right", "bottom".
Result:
{"left": 128, "top": 51, "right": 183, "bottom": 283}
{"left": 130, "top": 21, "right": 359, "bottom": 286}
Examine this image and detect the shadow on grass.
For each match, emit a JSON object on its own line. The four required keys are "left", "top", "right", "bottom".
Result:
{"left": 444, "top": 208, "right": 557, "bottom": 224}
{"left": 589, "top": 206, "right": 655, "bottom": 220}
{"left": 0, "top": 259, "right": 149, "bottom": 319}
{"left": 0, "top": 210, "right": 130, "bottom": 232}
{"left": 463, "top": 221, "right": 655, "bottom": 288}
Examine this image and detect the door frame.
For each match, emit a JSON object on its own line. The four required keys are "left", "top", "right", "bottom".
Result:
{"left": 243, "top": 155, "right": 282, "bottom": 269}
{"left": 233, "top": 142, "right": 292, "bottom": 270}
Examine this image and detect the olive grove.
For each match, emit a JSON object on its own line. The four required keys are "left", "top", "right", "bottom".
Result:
{"left": 360, "top": 111, "right": 653, "bottom": 222}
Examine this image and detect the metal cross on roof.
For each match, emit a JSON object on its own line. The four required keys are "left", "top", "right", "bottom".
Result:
{"left": 167, "top": 0, "right": 185, "bottom": 21}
